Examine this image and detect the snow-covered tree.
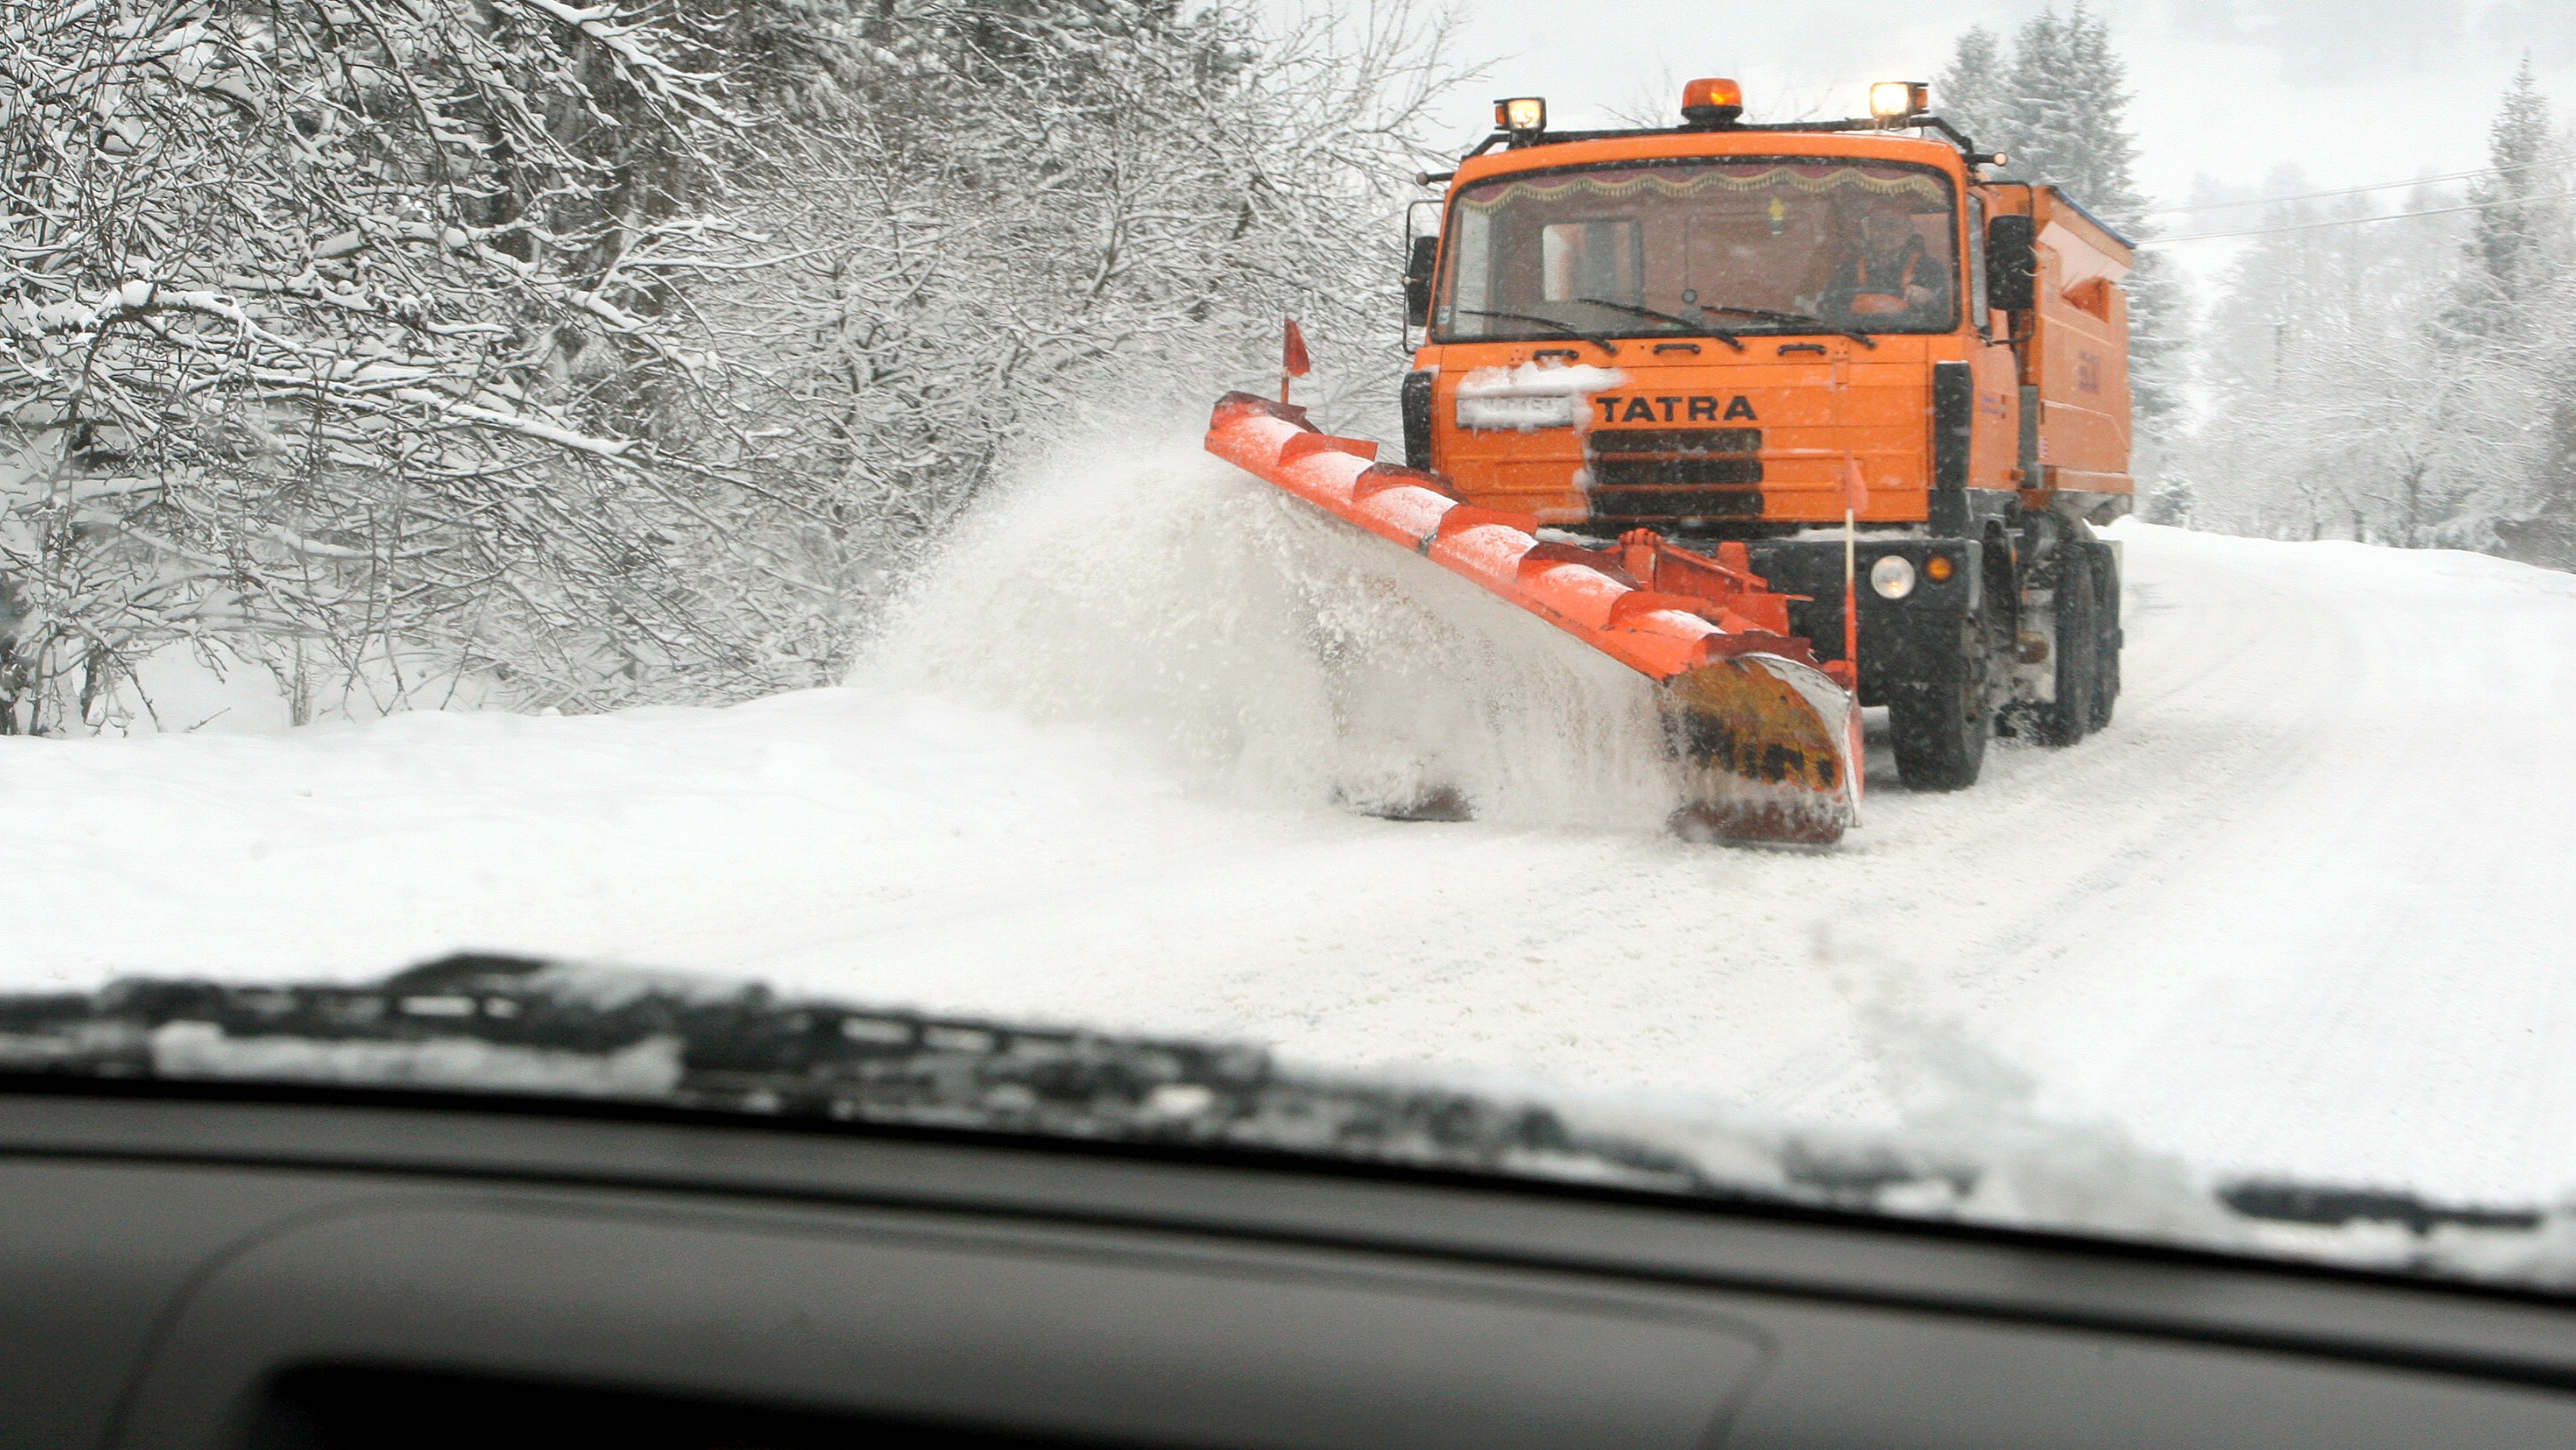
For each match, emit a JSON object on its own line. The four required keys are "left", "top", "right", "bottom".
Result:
{"left": 697, "top": 1, "right": 1453, "bottom": 597}
{"left": 2431, "top": 61, "right": 2576, "bottom": 563}
{"left": 1991, "top": 6, "right": 2145, "bottom": 222}
{"left": 0, "top": 0, "right": 1456, "bottom": 731}
{"left": 0, "top": 0, "right": 774, "bottom": 730}
{"left": 1937, "top": 7, "right": 2187, "bottom": 458}
{"left": 1935, "top": 27, "right": 2009, "bottom": 151}
{"left": 2175, "top": 66, "right": 2576, "bottom": 563}
{"left": 2184, "top": 156, "right": 2549, "bottom": 552}
{"left": 2447, "top": 60, "right": 2566, "bottom": 345}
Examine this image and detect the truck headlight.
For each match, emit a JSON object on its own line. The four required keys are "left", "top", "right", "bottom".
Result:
{"left": 1455, "top": 393, "right": 1575, "bottom": 430}
{"left": 1869, "top": 553, "right": 1917, "bottom": 599}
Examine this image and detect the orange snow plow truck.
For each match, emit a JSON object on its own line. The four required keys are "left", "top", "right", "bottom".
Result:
{"left": 1206, "top": 80, "right": 2131, "bottom": 845}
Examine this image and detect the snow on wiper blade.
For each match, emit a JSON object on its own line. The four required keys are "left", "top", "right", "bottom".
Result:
{"left": 0, "top": 955, "right": 1713, "bottom": 1189}
{"left": 8, "top": 958, "right": 2572, "bottom": 1289}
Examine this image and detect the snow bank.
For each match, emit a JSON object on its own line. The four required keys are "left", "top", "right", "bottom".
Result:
{"left": 0, "top": 685, "right": 1217, "bottom": 996}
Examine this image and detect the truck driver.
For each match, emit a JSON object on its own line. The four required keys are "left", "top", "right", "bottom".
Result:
{"left": 1823, "top": 200, "right": 1947, "bottom": 323}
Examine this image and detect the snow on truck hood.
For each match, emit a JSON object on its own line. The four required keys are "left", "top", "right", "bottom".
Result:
{"left": 1452, "top": 361, "right": 1630, "bottom": 397}
{"left": 1450, "top": 362, "right": 1630, "bottom": 431}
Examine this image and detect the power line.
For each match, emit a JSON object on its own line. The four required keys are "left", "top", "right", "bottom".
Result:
{"left": 2145, "top": 186, "right": 2576, "bottom": 247}
{"left": 2145, "top": 156, "right": 2565, "bottom": 217}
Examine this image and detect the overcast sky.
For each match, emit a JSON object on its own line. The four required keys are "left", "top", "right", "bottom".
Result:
{"left": 1402, "top": 0, "right": 2576, "bottom": 236}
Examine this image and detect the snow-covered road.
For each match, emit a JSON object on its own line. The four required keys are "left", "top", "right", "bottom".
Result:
{"left": 8, "top": 440, "right": 2575, "bottom": 1204}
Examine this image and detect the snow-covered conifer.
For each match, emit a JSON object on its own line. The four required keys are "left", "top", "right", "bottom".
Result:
{"left": 1996, "top": 5, "right": 2147, "bottom": 225}
{"left": 2442, "top": 59, "right": 2565, "bottom": 348}
{"left": 1935, "top": 27, "right": 2011, "bottom": 151}
{"left": 2421, "top": 64, "right": 2576, "bottom": 561}
{"left": 1945, "top": 10, "right": 2187, "bottom": 454}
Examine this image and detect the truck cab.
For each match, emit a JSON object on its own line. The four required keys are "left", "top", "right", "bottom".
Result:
{"left": 1402, "top": 81, "right": 2132, "bottom": 790}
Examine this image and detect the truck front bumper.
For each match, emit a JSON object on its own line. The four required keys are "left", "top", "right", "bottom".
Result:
{"left": 1743, "top": 538, "right": 1984, "bottom": 706}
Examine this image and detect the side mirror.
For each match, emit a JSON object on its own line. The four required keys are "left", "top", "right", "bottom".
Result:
{"left": 1985, "top": 215, "right": 2037, "bottom": 313}
{"left": 1403, "top": 235, "right": 1439, "bottom": 327}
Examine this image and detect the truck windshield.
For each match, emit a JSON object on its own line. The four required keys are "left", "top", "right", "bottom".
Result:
{"left": 1433, "top": 159, "right": 1961, "bottom": 340}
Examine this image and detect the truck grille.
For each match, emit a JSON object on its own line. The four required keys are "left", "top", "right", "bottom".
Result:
{"left": 1585, "top": 428, "right": 1763, "bottom": 520}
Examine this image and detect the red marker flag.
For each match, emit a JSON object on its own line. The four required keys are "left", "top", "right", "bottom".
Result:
{"left": 1839, "top": 453, "right": 1869, "bottom": 515}
{"left": 1280, "top": 318, "right": 1312, "bottom": 403}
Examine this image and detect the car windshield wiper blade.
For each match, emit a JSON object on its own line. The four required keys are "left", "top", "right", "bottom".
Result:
{"left": 1695, "top": 302, "right": 1880, "bottom": 349}
{"left": 8, "top": 961, "right": 2570, "bottom": 1287}
{"left": 1449, "top": 309, "right": 1621, "bottom": 354}
{"left": 0, "top": 958, "right": 1718, "bottom": 1191}
{"left": 2215, "top": 1179, "right": 2545, "bottom": 1235}
{"left": 1565, "top": 297, "right": 1746, "bottom": 350}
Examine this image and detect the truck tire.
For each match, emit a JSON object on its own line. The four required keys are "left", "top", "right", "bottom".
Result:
{"left": 2088, "top": 546, "right": 2121, "bottom": 732}
{"left": 1890, "top": 616, "right": 1991, "bottom": 790}
{"left": 2036, "top": 554, "right": 2098, "bottom": 747}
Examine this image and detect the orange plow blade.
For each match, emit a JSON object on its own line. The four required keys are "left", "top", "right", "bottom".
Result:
{"left": 1205, "top": 392, "right": 1862, "bottom": 845}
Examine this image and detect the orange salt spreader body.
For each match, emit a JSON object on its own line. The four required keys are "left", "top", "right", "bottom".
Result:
{"left": 1206, "top": 80, "right": 2136, "bottom": 844}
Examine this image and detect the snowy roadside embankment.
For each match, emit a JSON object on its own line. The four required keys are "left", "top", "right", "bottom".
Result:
{"left": 4, "top": 435, "right": 2576, "bottom": 1211}
{"left": 0, "top": 685, "right": 1227, "bottom": 990}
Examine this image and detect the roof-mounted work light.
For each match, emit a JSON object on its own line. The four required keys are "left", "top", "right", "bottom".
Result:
{"left": 1494, "top": 96, "right": 1547, "bottom": 140}
{"left": 1679, "top": 77, "right": 1745, "bottom": 127}
{"left": 1869, "top": 80, "right": 1930, "bottom": 125}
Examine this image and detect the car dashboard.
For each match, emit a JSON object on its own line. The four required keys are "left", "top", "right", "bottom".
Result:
{"left": 8, "top": 1083, "right": 2576, "bottom": 1449}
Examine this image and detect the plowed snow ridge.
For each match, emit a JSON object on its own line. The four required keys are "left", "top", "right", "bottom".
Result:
{"left": 5, "top": 434, "right": 2575, "bottom": 1203}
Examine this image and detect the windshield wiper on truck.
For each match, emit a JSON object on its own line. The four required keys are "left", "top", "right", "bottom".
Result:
{"left": 1564, "top": 297, "right": 1746, "bottom": 350}
{"left": 1449, "top": 309, "right": 1622, "bottom": 355}
{"left": 1693, "top": 301, "right": 1880, "bottom": 349}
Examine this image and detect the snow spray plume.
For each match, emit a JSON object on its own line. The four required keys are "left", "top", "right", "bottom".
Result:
{"left": 861, "top": 418, "right": 1689, "bottom": 831}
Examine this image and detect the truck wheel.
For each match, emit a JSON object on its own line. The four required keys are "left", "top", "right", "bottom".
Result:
{"left": 1890, "top": 617, "right": 1991, "bottom": 791}
{"left": 2037, "top": 553, "right": 2098, "bottom": 747}
{"left": 2088, "top": 546, "right": 2121, "bottom": 731}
